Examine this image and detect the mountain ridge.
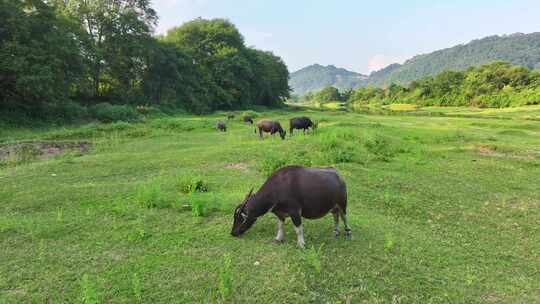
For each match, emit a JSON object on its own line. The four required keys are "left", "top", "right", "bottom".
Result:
{"left": 290, "top": 32, "right": 540, "bottom": 95}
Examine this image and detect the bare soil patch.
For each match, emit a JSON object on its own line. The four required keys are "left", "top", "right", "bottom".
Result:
{"left": 225, "top": 163, "right": 248, "bottom": 171}
{"left": 0, "top": 140, "right": 91, "bottom": 162}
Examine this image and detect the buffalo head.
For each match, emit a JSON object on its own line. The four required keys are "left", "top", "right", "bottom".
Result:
{"left": 231, "top": 189, "right": 257, "bottom": 236}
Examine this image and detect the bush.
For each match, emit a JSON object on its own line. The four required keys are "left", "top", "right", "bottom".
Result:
{"left": 177, "top": 174, "right": 209, "bottom": 194}
{"left": 49, "top": 101, "right": 89, "bottom": 123}
{"left": 318, "top": 129, "right": 359, "bottom": 164}
{"left": 241, "top": 110, "right": 260, "bottom": 118}
{"left": 364, "top": 134, "right": 397, "bottom": 162}
{"left": 258, "top": 155, "right": 288, "bottom": 177}
{"left": 89, "top": 103, "right": 141, "bottom": 123}
{"left": 135, "top": 178, "right": 170, "bottom": 208}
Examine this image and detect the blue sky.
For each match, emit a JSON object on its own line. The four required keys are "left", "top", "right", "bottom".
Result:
{"left": 153, "top": 0, "right": 540, "bottom": 74}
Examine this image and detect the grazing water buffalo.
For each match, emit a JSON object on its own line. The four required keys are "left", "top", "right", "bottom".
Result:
{"left": 243, "top": 116, "right": 254, "bottom": 124}
{"left": 216, "top": 120, "right": 227, "bottom": 132}
{"left": 230, "top": 165, "right": 351, "bottom": 248}
{"left": 289, "top": 116, "right": 316, "bottom": 136}
{"left": 256, "top": 120, "right": 286, "bottom": 140}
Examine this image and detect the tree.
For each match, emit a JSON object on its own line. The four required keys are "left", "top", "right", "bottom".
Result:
{"left": 315, "top": 86, "right": 341, "bottom": 103}
{"left": 54, "top": 0, "right": 157, "bottom": 100}
{"left": 0, "top": 0, "right": 84, "bottom": 107}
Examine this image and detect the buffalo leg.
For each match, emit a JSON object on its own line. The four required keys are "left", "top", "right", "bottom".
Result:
{"left": 259, "top": 128, "right": 263, "bottom": 139}
{"left": 275, "top": 217, "right": 285, "bottom": 242}
{"left": 332, "top": 208, "right": 340, "bottom": 237}
{"left": 339, "top": 210, "right": 352, "bottom": 238}
{"left": 290, "top": 212, "right": 305, "bottom": 248}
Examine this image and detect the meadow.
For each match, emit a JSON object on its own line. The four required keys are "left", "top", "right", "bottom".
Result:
{"left": 1, "top": 106, "right": 539, "bottom": 303}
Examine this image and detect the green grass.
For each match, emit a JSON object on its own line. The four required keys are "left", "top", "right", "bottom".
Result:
{"left": 1, "top": 106, "right": 539, "bottom": 303}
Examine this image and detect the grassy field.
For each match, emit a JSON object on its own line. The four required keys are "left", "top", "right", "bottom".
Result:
{"left": 1, "top": 106, "right": 540, "bottom": 303}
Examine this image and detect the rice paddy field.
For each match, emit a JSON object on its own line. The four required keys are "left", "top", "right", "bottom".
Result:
{"left": 1, "top": 106, "right": 539, "bottom": 303}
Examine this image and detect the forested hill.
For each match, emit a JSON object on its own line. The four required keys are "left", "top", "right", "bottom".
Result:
{"left": 289, "top": 64, "right": 368, "bottom": 95}
{"left": 368, "top": 32, "right": 540, "bottom": 87}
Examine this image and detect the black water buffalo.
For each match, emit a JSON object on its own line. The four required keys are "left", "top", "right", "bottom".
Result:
{"left": 216, "top": 120, "right": 227, "bottom": 132}
{"left": 243, "top": 116, "right": 254, "bottom": 124}
{"left": 289, "top": 116, "right": 316, "bottom": 136}
{"left": 256, "top": 120, "right": 286, "bottom": 140}
{"left": 231, "top": 165, "right": 350, "bottom": 248}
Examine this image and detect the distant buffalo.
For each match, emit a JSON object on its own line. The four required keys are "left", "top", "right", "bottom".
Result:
{"left": 289, "top": 116, "right": 316, "bottom": 136}
{"left": 256, "top": 120, "right": 286, "bottom": 140}
{"left": 216, "top": 120, "right": 227, "bottom": 132}
{"left": 231, "top": 165, "right": 351, "bottom": 248}
{"left": 227, "top": 113, "right": 235, "bottom": 120}
{"left": 243, "top": 116, "right": 254, "bottom": 124}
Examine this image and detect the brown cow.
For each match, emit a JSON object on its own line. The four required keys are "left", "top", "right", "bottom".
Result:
{"left": 255, "top": 120, "right": 286, "bottom": 140}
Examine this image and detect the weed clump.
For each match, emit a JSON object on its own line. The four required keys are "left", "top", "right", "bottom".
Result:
{"left": 177, "top": 174, "right": 209, "bottom": 194}
{"left": 80, "top": 274, "right": 99, "bottom": 304}
{"left": 258, "top": 155, "right": 288, "bottom": 177}
{"left": 302, "top": 244, "right": 324, "bottom": 274}
{"left": 135, "top": 178, "right": 170, "bottom": 208}
{"left": 364, "top": 133, "right": 397, "bottom": 162}
{"left": 219, "top": 253, "right": 233, "bottom": 301}
{"left": 318, "top": 129, "right": 360, "bottom": 164}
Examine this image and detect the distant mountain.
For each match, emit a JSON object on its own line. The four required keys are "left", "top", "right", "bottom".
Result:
{"left": 368, "top": 32, "right": 540, "bottom": 87}
{"left": 289, "top": 64, "right": 368, "bottom": 95}
{"left": 291, "top": 32, "right": 540, "bottom": 95}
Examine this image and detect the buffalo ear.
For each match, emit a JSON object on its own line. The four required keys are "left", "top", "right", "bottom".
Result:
{"left": 246, "top": 188, "right": 254, "bottom": 199}
{"left": 240, "top": 188, "right": 254, "bottom": 208}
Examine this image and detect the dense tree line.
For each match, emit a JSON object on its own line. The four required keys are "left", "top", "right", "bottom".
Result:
{"left": 0, "top": 0, "right": 290, "bottom": 122}
{"left": 348, "top": 62, "right": 540, "bottom": 108}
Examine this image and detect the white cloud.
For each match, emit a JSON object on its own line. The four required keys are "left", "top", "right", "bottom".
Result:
{"left": 367, "top": 54, "right": 410, "bottom": 73}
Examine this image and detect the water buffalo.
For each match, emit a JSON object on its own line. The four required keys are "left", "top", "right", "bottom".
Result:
{"left": 216, "top": 120, "right": 227, "bottom": 132}
{"left": 256, "top": 120, "right": 286, "bottom": 140}
{"left": 243, "top": 116, "right": 254, "bottom": 124}
{"left": 231, "top": 165, "right": 351, "bottom": 248}
{"left": 227, "top": 113, "right": 235, "bottom": 120}
{"left": 289, "top": 116, "right": 316, "bottom": 136}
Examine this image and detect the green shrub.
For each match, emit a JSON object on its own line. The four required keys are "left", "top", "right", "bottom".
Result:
{"left": 89, "top": 103, "right": 141, "bottom": 123}
{"left": 80, "top": 274, "right": 99, "bottom": 304}
{"left": 241, "top": 110, "right": 260, "bottom": 118}
{"left": 258, "top": 155, "right": 287, "bottom": 177}
{"left": 364, "top": 134, "right": 396, "bottom": 162}
{"left": 219, "top": 253, "right": 233, "bottom": 301}
{"left": 177, "top": 174, "right": 209, "bottom": 194}
{"left": 135, "top": 178, "right": 170, "bottom": 208}
{"left": 318, "top": 130, "right": 359, "bottom": 164}
{"left": 302, "top": 244, "right": 324, "bottom": 274}
{"left": 46, "top": 101, "right": 89, "bottom": 123}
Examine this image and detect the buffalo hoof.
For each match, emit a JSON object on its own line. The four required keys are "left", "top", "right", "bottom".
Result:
{"left": 345, "top": 229, "right": 352, "bottom": 239}
{"left": 273, "top": 239, "right": 284, "bottom": 244}
{"left": 333, "top": 229, "right": 340, "bottom": 238}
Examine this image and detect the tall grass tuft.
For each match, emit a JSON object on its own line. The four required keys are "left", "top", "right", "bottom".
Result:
{"left": 177, "top": 174, "right": 209, "bottom": 194}
{"left": 135, "top": 178, "right": 169, "bottom": 208}
{"left": 302, "top": 244, "right": 324, "bottom": 274}
{"left": 218, "top": 253, "right": 233, "bottom": 301}
{"left": 80, "top": 274, "right": 99, "bottom": 304}
{"left": 132, "top": 273, "right": 143, "bottom": 303}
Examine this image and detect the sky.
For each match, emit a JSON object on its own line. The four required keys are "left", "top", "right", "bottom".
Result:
{"left": 152, "top": 0, "right": 540, "bottom": 74}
